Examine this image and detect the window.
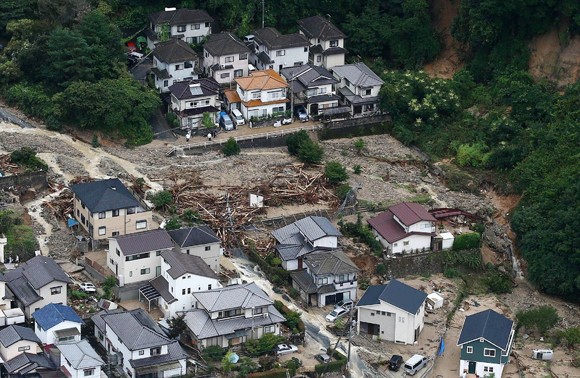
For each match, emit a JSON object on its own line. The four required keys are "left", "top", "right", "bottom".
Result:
{"left": 208, "top": 284, "right": 212, "bottom": 290}
{"left": 18, "top": 345, "right": 31, "bottom": 352}
{"left": 484, "top": 367, "right": 494, "bottom": 373}
{"left": 112, "top": 231, "right": 119, "bottom": 236}
{"left": 316, "top": 55, "right": 322, "bottom": 62}
{"left": 370, "top": 312, "right": 375, "bottom": 316}
{"left": 141, "top": 268, "right": 151, "bottom": 275}
{"left": 163, "top": 80, "right": 169, "bottom": 87}
{"left": 317, "top": 277, "right": 329, "bottom": 285}
{"left": 58, "top": 335, "right": 76, "bottom": 343}
{"left": 205, "top": 246, "right": 211, "bottom": 251}
{"left": 193, "top": 23, "right": 200, "bottom": 30}
{"left": 253, "top": 307, "right": 263, "bottom": 315}
{"left": 150, "top": 347, "right": 161, "bottom": 356}
{"left": 182, "top": 289, "right": 186, "bottom": 295}
{"left": 319, "top": 87, "right": 327, "bottom": 94}
{"left": 294, "top": 61, "right": 303, "bottom": 66}
{"left": 139, "top": 350, "right": 144, "bottom": 355}
{"left": 398, "top": 316, "right": 405, "bottom": 323}
{"left": 98, "top": 226, "right": 106, "bottom": 236}
{"left": 466, "top": 346, "right": 473, "bottom": 354}
{"left": 184, "top": 61, "right": 193, "bottom": 69}
{"left": 252, "top": 92, "right": 260, "bottom": 99}
{"left": 129, "top": 271, "right": 132, "bottom": 277}
{"left": 116, "top": 249, "right": 120, "bottom": 256}
{"left": 187, "top": 288, "right": 191, "bottom": 294}
{"left": 220, "top": 73, "right": 230, "bottom": 79}
{"left": 330, "top": 40, "right": 338, "bottom": 47}
{"left": 83, "top": 369, "right": 95, "bottom": 376}
{"left": 304, "top": 47, "right": 308, "bottom": 52}
{"left": 276, "top": 50, "right": 285, "bottom": 56}
{"left": 126, "top": 252, "right": 150, "bottom": 261}
{"left": 484, "top": 349, "right": 496, "bottom": 357}
{"left": 365, "top": 89, "right": 372, "bottom": 96}
{"left": 177, "top": 25, "right": 186, "bottom": 32}
{"left": 156, "top": 250, "right": 161, "bottom": 256}
{"left": 225, "top": 56, "right": 234, "bottom": 63}
{"left": 263, "top": 325, "right": 274, "bottom": 333}
{"left": 403, "top": 241, "right": 410, "bottom": 246}
{"left": 239, "top": 53, "right": 247, "bottom": 60}
{"left": 175, "top": 64, "right": 182, "bottom": 70}
{"left": 112, "top": 209, "right": 119, "bottom": 217}
{"left": 234, "top": 69, "right": 243, "bottom": 77}
{"left": 205, "top": 22, "right": 210, "bottom": 27}
{"left": 98, "top": 212, "right": 105, "bottom": 219}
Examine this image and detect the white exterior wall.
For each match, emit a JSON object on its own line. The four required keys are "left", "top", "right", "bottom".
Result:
{"left": 323, "top": 53, "right": 345, "bottom": 70}
{"left": 27, "top": 283, "right": 68, "bottom": 318}
{"left": 202, "top": 50, "right": 249, "bottom": 84}
{"left": 170, "top": 93, "right": 219, "bottom": 129}
{"left": 241, "top": 102, "right": 287, "bottom": 120}
{"left": 169, "top": 23, "right": 211, "bottom": 44}
{"left": 0, "top": 281, "right": 12, "bottom": 310}
{"left": 254, "top": 45, "right": 308, "bottom": 72}
{"left": 153, "top": 56, "right": 198, "bottom": 93}
{"left": 357, "top": 300, "right": 425, "bottom": 344}
{"left": 282, "top": 259, "right": 298, "bottom": 271}
{"left": 60, "top": 354, "right": 101, "bottom": 378}
{"left": 108, "top": 239, "right": 168, "bottom": 285}
{"left": 319, "top": 287, "right": 357, "bottom": 307}
{"left": 312, "top": 236, "right": 337, "bottom": 249}
{"left": 176, "top": 242, "right": 222, "bottom": 273}
{"left": 372, "top": 230, "right": 432, "bottom": 255}
{"left": 459, "top": 360, "right": 505, "bottom": 378}
{"left": 35, "top": 320, "right": 81, "bottom": 345}
{"left": 0, "top": 340, "right": 41, "bottom": 361}
{"left": 407, "top": 220, "right": 435, "bottom": 233}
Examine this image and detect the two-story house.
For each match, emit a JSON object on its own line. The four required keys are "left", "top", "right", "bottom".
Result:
{"left": 356, "top": 279, "right": 427, "bottom": 345}
{"left": 108, "top": 229, "right": 175, "bottom": 286}
{"left": 280, "top": 64, "right": 340, "bottom": 117}
{"left": 152, "top": 38, "right": 199, "bottom": 93}
{"left": 139, "top": 250, "right": 222, "bottom": 318}
{"left": 183, "top": 283, "right": 285, "bottom": 348}
{"left": 168, "top": 78, "right": 220, "bottom": 130}
{"left": 71, "top": 178, "right": 152, "bottom": 241}
{"left": 234, "top": 70, "right": 289, "bottom": 120}
{"left": 167, "top": 226, "right": 223, "bottom": 273}
{"left": 297, "top": 15, "right": 347, "bottom": 70}
{"left": 272, "top": 216, "right": 342, "bottom": 271}
{"left": 32, "top": 303, "right": 83, "bottom": 345}
{"left": 57, "top": 340, "right": 104, "bottom": 378}
{"left": 146, "top": 8, "right": 213, "bottom": 49}
{"left": 368, "top": 202, "right": 436, "bottom": 255}
{"left": 202, "top": 32, "right": 251, "bottom": 84}
{"left": 3, "top": 351, "right": 57, "bottom": 377}
{"left": 457, "top": 309, "right": 515, "bottom": 377}
{"left": 92, "top": 308, "right": 188, "bottom": 378}
{"left": 1, "top": 256, "right": 72, "bottom": 318}
{"left": 332, "top": 62, "right": 384, "bottom": 117}
{"left": 251, "top": 27, "right": 309, "bottom": 73}
{"left": 0, "top": 325, "right": 42, "bottom": 362}
{"left": 291, "top": 250, "right": 359, "bottom": 307}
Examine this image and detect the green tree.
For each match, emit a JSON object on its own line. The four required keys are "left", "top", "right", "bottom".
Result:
{"left": 5, "top": 224, "right": 38, "bottom": 260}
{"left": 222, "top": 137, "right": 241, "bottom": 156}
{"left": 165, "top": 217, "right": 182, "bottom": 231}
{"left": 516, "top": 306, "right": 559, "bottom": 335}
{"left": 286, "top": 130, "right": 310, "bottom": 156}
{"left": 202, "top": 112, "right": 214, "bottom": 129}
{"left": 324, "top": 161, "right": 348, "bottom": 185}
{"left": 244, "top": 333, "right": 285, "bottom": 357}
{"left": 297, "top": 139, "right": 323, "bottom": 164}
{"left": 353, "top": 138, "right": 366, "bottom": 155}
{"left": 166, "top": 314, "right": 187, "bottom": 338}
{"left": 149, "top": 190, "right": 173, "bottom": 209}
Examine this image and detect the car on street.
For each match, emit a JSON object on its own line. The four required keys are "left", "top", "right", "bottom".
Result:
{"left": 78, "top": 282, "right": 96, "bottom": 293}
{"left": 326, "top": 307, "right": 348, "bottom": 322}
{"left": 388, "top": 355, "right": 404, "bottom": 371}
{"left": 274, "top": 344, "right": 298, "bottom": 355}
{"left": 334, "top": 299, "right": 354, "bottom": 310}
{"left": 315, "top": 353, "right": 331, "bottom": 364}
{"left": 295, "top": 105, "right": 308, "bottom": 122}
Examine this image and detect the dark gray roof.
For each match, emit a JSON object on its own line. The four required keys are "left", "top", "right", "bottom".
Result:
{"left": 71, "top": 178, "right": 141, "bottom": 213}
{"left": 322, "top": 46, "right": 348, "bottom": 56}
{"left": 290, "top": 270, "right": 317, "bottom": 294}
{"left": 148, "top": 8, "right": 213, "bottom": 26}
{"left": 153, "top": 38, "right": 198, "bottom": 64}
{"left": 308, "top": 94, "right": 340, "bottom": 104}
{"left": 4, "top": 352, "right": 56, "bottom": 374}
{"left": 337, "top": 86, "right": 380, "bottom": 106}
{"left": 254, "top": 27, "right": 309, "bottom": 50}
{"left": 303, "top": 250, "right": 359, "bottom": 276}
{"left": 169, "top": 78, "right": 220, "bottom": 100}
{"left": 161, "top": 250, "right": 219, "bottom": 279}
{"left": 130, "top": 340, "right": 187, "bottom": 368}
{"left": 148, "top": 275, "right": 177, "bottom": 304}
{"left": 113, "top": 229, "right": 174, "bottom": 256}
{"left": 256, "top": 51, "right": 273, "bottom": 65}
{"left": 2, "top": 275, "right": 42, "bottom": 306}
{"left": 333, "top": 62, "right": 384, "bottom": 88}
{"left": 357, "top": 280, "right": 427, "bottom": 314}
{"left": 457, "top": 309, "right": 514, "bottom": 351}
{"left": 298, "top": 15, "right": 346, "bottom": 40}
{"left": 0, "top": 325, "right": 41, "bottom": 347}
{"left": 203, "top": 32, "right": 250, "bottom": 56}
{"left": 168, "top": 226, "right": 220, "bottom": 248}
{"left": 192, "top": 283, "right": 272, "bottom": 313}
{"left": 151, "top": 67, "right": 171, "bottom": 79}
{"left": 280, "top": 64, "right": 337, "bottom": 90}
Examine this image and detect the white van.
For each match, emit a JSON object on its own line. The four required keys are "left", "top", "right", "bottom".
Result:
{"left": 231, "top": 109, "right": 245, "bottom": 126}
{"left": 404, "top": 354, "right": 428, "bottom": 375}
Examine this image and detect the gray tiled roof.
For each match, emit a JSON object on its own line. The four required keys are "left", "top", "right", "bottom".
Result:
{"left": 457, "top": 309, "right": 514, "bottom": 350}
{"left": 304, "top": 250, "right": 359, "bottom": 276}
{"left": 113, "top": 229, "right": 174, "bottom": 256}
{"left": 337, "top": 86, "right": 380, "bottom": 106}
{"left": 333, "top": 62, "right": 384, "bottom": 88}
{"left": 161, "top": 250, "right": 218, "bottom": 280}
{"left": 322, "top": 46, "right": 348, "bottom": 56}
{"left": 295, "top": 216, "right": 342, "bottom": 241}
{"left": 71, "top": 178, "right": 141, "bottom": 213}
{"left": 3, "top": 352, "right": 55, "bottom": 374}
{"left": 148, "top": 275, "right": 177, "bottom": 304}
{"left": 254, "top": 27, "right": 309, "bottom": 50}
{"left": 298, "top": 15, "right": 346, "bottom": 40}
{"left": 169, "top": 78, "right": 220, "bottom": 100}
{"left": 149, "top": 8, "right": 213, "bottom": 26}
{"left": 130, "top": 341, "right": 187, "bottom": 368}
{"left": 168, "top": 226, "right": 220, "bottom": 248}
{"left": 153, "top": 39, "right": 198, "bottom": 64}
{"left": 204, "top": 32, "right": 250, "bottom": 56}
{"left": 357, "top": 279, "right": 427, "bottom": 314}
{"left": 280, "top": 64, "right": 337, "bottom": 90}
{"left": 0, "top": 325, "right": 40, "bottom": 347}
{"left": 192, "top": 283, "right": 272, "bottom": 313}
{"left": 56, "top": 340, "right": 103, "bottom": 369}
{"left": 290, "top": 270, "right": 317, "bottom": 294}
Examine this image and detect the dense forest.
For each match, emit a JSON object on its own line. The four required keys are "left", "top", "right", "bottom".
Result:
{"left": 0, "top": 0, "right": 578, "bottom": 300}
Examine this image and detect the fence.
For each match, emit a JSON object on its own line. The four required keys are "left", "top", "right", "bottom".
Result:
{"left": 321, "top": 114, "right": 392, "bottom": 130}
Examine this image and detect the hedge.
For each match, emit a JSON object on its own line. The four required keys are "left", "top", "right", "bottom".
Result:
{"left": 274, "top": 300, "right": 305, "bottom": 333}
{"left": 314, "top": 349, "right": 347, "bottom": 375}
{"left": 452, "top": 232, "right": 481, "bottom": 250}
{"left": 248, "top": 368, "right": 288, "bottom": 378}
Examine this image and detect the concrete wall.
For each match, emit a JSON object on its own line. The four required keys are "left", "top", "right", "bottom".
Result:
{"left": 383, "top": 249, "right": 481, "bottom": 279}
{"left": 0, "top": 171, "right": 47, "bottom": 191}
{"left": 0, "top": 340, "right": 42, "bottom": 361}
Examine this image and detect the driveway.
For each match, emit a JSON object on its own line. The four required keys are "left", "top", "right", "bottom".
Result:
{"left": 130, "top": 57, "right": 152, "bottom": 83}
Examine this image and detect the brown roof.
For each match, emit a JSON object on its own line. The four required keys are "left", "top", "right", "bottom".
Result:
{"left": 243, "top": 98, "right": 288, "bottom": 108}
{"left": 235, "top": 70, "right": 287, "bottom": 91}
{"left": 389, "top": 202, "right": 436, "bottom": 226}
{"left": 223, "top": 89, "right": 241, "bottom": 103}
{"left": 367, "top": 209, "right": 433, "bottom": 244}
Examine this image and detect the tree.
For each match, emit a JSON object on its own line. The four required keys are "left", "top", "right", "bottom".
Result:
{"left": 5, "top": 224, "right": 38, "bottom": 261}
{"left": 149, "top": 190, "right": 173, "bottom": 209}
{"left": 286, "top": 130, "right": 310, "bottom": 156}
{"left": 166, "top": 314, "right": 187, "bottom": 338}
{"left": 353, "top": 138, "right": 366, "bottom": 155}
{"left": 222, "top": 137, "right": 240, "bottom": 156}
{"left": 244, "top": 333, "right": 285, "bottom": 357}
{"left": 164, "top": 217, "right": 182, "bottom": 231}
{"left": 202, "top": 112, "right": 214, "bottom": 129}
{"left": 297, "top": 139, "right": 323, "bottom": 164}
{"left": 324, "top": 161, "right": 348, "bottom": 185}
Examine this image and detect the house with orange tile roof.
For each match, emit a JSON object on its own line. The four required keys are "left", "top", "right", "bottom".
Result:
{"left": 234, "top": 70, "right": 289, "bottom": 120}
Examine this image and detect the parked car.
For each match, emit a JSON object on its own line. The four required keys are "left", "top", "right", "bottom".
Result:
{"left": 335, "top": 299, "right": 354, "bottom": 310}
{"left": 388, "top": 355, "right": 404, "bottom": 371}
{"left": 326, "top": 307, "right": 348, "bottom": 322}
{"left": 219, "top": 111, "right": 234, "bottom": 131}
{"left": 295, "top": 105, "right": 308, "bottom": 122}
{"left": 231, "top": 109, "right": 245, "bottom": 126}
{"left": 404, "top": 354, "right": 428, "bottom": 375}
{"left": 274, "top": 344, "right": 298, "bottom": 355}
{"left": 79, "top": 282, "right": 96, "bottom": 293}
{"left": 315, "top": 353, "right": 331, "bottom": 364}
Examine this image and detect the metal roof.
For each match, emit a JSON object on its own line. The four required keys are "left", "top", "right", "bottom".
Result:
{"left": 168, "top": 78, "right": 220, "bottom": 100}
{"left": 457, "top": 309, "right": 514, "bottom": 351}
{"left": 33, "top": 303, "right": 83, "bottom": 331}
{"left": 254, "top": 27, "right": 309, "bottom": 50}
{"left": 357, "top": 280, "right": 427, "bottom": 314}
{"left": 332, "top": 62, "right": 384, "bottom": 88}
{"left": 148, "top": 8, "right": 213, "bottom": 26}
{"left": 162, "top": 250, "right": 219, "bottom": 279}
{"left": 56, "top": 340, "right": 103, "bottom": 369}
{"left": 71, "top": 178, "right": 141, "bottom": 213}
{"left": 113, "top": 229, "right": 174, "bottom": 256}
{"left": 167, "top": 226, "right": 220, "bottom": 248}
{"left": 0, "top": 325, "right": 40, "bottom": 347}
{"left": 192, "top": 283, "right": 272, "bottom": 313}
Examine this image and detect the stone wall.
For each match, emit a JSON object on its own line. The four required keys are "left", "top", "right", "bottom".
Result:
{"left": 383, "top": 248, "right": 481, "bottom": 279}
{"left": 0, "top": 171, "right": 48, "bottom": 191}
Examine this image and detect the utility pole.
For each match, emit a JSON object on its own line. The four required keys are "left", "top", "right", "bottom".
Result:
{"left": 262, "top": 0, "right": 265, "bottom": 28}
{"left": 290, "top": 74, "right": 294, "bottom": 122}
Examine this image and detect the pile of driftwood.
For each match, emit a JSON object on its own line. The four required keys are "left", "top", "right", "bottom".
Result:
{"left": 0, "top": 154, "right": 22, "bottom": 175}
{"left": 42, "top": 176, "right": 92, "bottom": 221}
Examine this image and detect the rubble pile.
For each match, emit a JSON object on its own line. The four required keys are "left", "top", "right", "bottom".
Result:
{"left": 0, "top": 153, "right": 22, "bottom": 175}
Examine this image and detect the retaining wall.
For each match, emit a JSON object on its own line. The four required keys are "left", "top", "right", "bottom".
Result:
{"left": 383, "top": 248, "right": 481, "bottom": 278}
{"left": 0, "top": 171, "right": 48, "bottom": 191}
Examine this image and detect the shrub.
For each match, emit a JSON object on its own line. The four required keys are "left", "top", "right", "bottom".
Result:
{"left": 284, "top": 357, "right": 301, "bottom": 376}
{"left": 70, "top": 290, "right": 89, "bottom": 300}
{"left": 91, "top": 135, "right": 100, "bottom": 148}
{"left": 314, "top": 350, "right": 346, "bottom": 374}
{"left": 339, "top": 215, "right": 383, "bottom": 255}
{"left": 335, "top": 184, "right": 351, "bottom": 201}
{"left": 164, "top": 217, "right": 182, "bottom": 231}
{"left": 274, "top": 300, "right": 304, "bottom": 334}
{"left": 101, "top": 276, "right": 117, "bottom": 300}
{"left": 244, "top": 333, "right": 285, "bottom": 357}
{"left": 455, "top": 142, "right": 491, "bottom": 168}
{"left": 10, "top": 147, "right": 48, "bottom": 171}
{"left": 149, "top": 190, "right": 173, "bottom": 209}
{"left": 353, "top": 138, "right": 366, "bottom": 154}
{"left": 222, "top": 137, "right": 241, "bottom": 156}
{"left": 353, "top": 164, "right": 362, "bottom": 174}
{"left": 165, "top": 112, "right": 179, "bottom": 128}
{"left": 484, "top": 270, "right": 513, "bottom": 294}
{"left": 287, "top": 287, "right": 300, "bottom": 300}
{"left": 554, "top": 327, "right": 580, "bottom": 348}
{"left": 376, "top": 263, "right": 387, "bottom": 276}
{"left": 286, "top": 130, "right": 310, "bottom": 155}
{"left": 453, "top": 232, "right": 481, "bottom": 250}
{"left": 248, "top": 369, "right": 288, "bottom": 378}
{"left": 444, "top": 267, "right": 460, "bottom": 278}
{"left": 202, "top": 345, "right": 226, "bottom": 362}
{"left": 5, "top": 224, "right": 38, "bottom": 261}
{"left": 516, "top": 306, "right": 559, "bottom": 335}
{"left": 324, "top": 161, "right": 348, "bottom": 185}
{"left": 297, "top": 139, "right": 323, "bottom": 164}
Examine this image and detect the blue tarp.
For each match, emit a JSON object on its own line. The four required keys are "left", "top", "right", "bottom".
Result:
{"left": 438, "top": 336, "right": 445, "bottom": 356}
{"left": 67, "top": 218, "right": 79, "bottom": 228}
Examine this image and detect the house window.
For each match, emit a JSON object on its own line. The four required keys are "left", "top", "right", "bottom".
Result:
{"left": 184, "top": 61, "right": 193, "bottom": 69}
{"left": 141, "top": 268, "right": 150, "bottom": 275}
{"left": 205, "top": 22, "right": 210, "bottom": 27}
{"left": 466, "top": 346, "right": 473, "bottom": 354}
{"left": 150, "top": 347, "right": 161, "bottom": 356}
{"left": 177, "top": 25, "right": 186, "bottom": 32}
{"left": 163, "top": 80, "right": 169, "bottom": 87}
{"left": 116, "top": 249, "right": 120, "bottom": 256}
{"left": 252, "top": 92, "right": 260, "bottom": 99}
{"left": 403, "top": 241, "right": 410, "bottom": 246}
{"left": 98, "top": 212, "right": 105, "bottom": 219}
{"left": 253, "top": 307, "right": 263, "bottom": 315}
{"left": 317, "top": 277, "right": 329, "bottom": 285}
{"left": 18, "top": 345, "right": 31, "bottom": 352}
{"left": 316, "top": 55, "right": 322, "bottom": 63}
{"left": 156, "top": 250, "right": 161, "bottom": 256}
{"left": 484, "top": 367, "right": 494, "bottom": 373}
{"left": 193, "top": 24, "right": 200, "bottom": 30}
{"left": 208, "top": 284, "right": 212, "bottom": 290}
{"left": 370, "top": 312, "right": 375, "bottom": 316}
{"left": 239, "top": 53, "right": 247, "bottom": 60}
{"left": 187, "top": 288, "right": 191, "bottom": 294}
{"left": 220, "top": 73, "right": 230, "bottom": 79}
{"left": 263, "top": 325, "right": 274, "bottom": 333}
{"left": 129, "top": 271, "right": 132, "bottom": 277}
{"left": 182, "top": 289, "right": 186, "bottom": 295}
{"left": 225, "top": 56, "right": 234, "bottom": 63}
{"left": 394, "top": 243, "right": 398, "bottom": 247}
{"left": 330, "top": 40, "right": 338, "bottom": 47}
{"left": 175, "top": 64, "right": 182, "bottom": 70}
{"left": 484, "top": 349, "right": 496, "bottom": 357}
{"left": 294, "top": 61, "right": 303, "bottom": 66}
{"left": 112, "top": 231, "right": 119, "bottom": 236}
{"left": 83, "top": 369, "right": 95, "bottom": 376}
{"left": 365, "top": 89, "right": 372, "bottom": 96}
{"left": 205, "top": 246, "right": 211, "bottom": 251}
{"left": 126, "top": 252, "right": 150, "bottom": 261}
{"left": 276, "top": 50, "right": 285, "bottom": 56}
{"left": 112, "top": 209, "right": 119, "bottom": 217}
{"left": 234, "top": 69, "right": 243, "bottom": 77}
{"left": 139, "top": 350, "right": 144, "bottom": 355}
{"left": 136, "top": 220, "right": 147, "bottom": 230}
{"left": 98, "top": 226, "right": 106, "bottom": 236}
{"left": 304, "top": 47, "right": 308, "bottom": 52}
{"left": 398, "top": 316, "right": 405, "bottom": 323}
{"left": 319, "top": 87, "right": 327, "bottom": 94}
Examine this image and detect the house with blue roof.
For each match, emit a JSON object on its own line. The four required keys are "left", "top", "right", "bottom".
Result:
{"left": 32, "top": 303, "right": 83, "bottom": 345}
{"left": 356, "top": 279, "right": 427, "bottom": 345}
{"left": 457, "top": 309, "right": 515, "bottom": 377}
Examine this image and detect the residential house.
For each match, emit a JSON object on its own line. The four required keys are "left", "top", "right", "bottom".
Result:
{"left": 32, "top": 304, "right": 83, "bottom": 345}
{"left": 167, "top": 226, "right": 223, "bottom": 273}
{"left": 280, "top": 64, "right": 340, "bottom": 117}
{"left": 92, "top": 308, "right": 188, "bottom": 378}
{"left": 71, "top": 178, "right": 152, "bottom": 241}
{"left": 0, "top": 325, "right": 42, "bottom": 362}
{"left": 183, "top": 283, "right": 285, "bottom": 348}
{"left": 356, "top": 279, "right": 427, "bottom": 345}
{"left": 0, "top": 273, "right": 13, "bottom": 312}
{"left": 152, "top": 39, "right": 199, "bottom": 93}
{"left": 146, "top": 8, "right": 213, "bottom": 49}
{"left": 457, "top": 309, "right": 515, "bottom": 377}
{"left": 234, "top": 70, "right": 289, "bottom": 120}
{"left": 56, "top": 340, "right": 104, "bottom": 378}
{"left": 272, "top": 216, "right": 342, "bottom": 271}
{"left": 332, "top": 62, "right": 384, "bottom": 117}
{"left": 297, "top": 15, "right": 347, "bottom": 69}
{"left": 168, "top": 78, "right": 220, "bottom": 129}
{"left": 139, "top": 250, "right": 222, "bottom": 319}
{"left": 368, "top": 202, "right": 436, "bottom": 255}
{"left": 1, "top": 234, "right": 7, "bottom": 264}
{"left": 251, "top": 27, "right": 309, "bottom": 73}
{"left": 202, "top": 32, "right": 251, "bottom": 84}
{"left": 1, "top": 256, "right": 72, "bottom": 318}
{"left": 107, "top": 229, "right": 174, "bottom": 286}
{"left": 3, "top": 352, "right": 58, "bottom": 378}
{"left": 291, "top": 250, "right": 358, "bottom": 307}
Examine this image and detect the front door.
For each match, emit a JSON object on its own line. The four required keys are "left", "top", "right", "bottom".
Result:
{"left": 468, "top": 361, "right": 476, "bottom": 374}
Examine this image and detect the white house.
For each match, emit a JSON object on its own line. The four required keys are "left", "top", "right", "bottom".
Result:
{"left": 0, "top": 325, "right": 42, "bottom": 362}
{"left": 167, "top": 226, "right": 223, "bottom": 273}
{"left": 108, "top": 229, "right": 175, "bottom": 286}
{"left": 183, "top": 283, "right": 285, "bottom": 348}
{"left": 0, "top": 234, "right": 6, "bottom": 265}
{"left": 272, "top": 216, "right": 342, "bottom": 271}
{"left": 152, "top": 38, "right": 199, "bottom": 93}
{"left": 168, "top": 78, "right": 221, "bottom": 130}
{"left": 356, "top": 279, "right": 427, "bottom": 345}
{"left": 146, "top": 8, "right": 213, "bottom": 49}
{"left": 32, "top": 303, "right": 83, "bottom": 345}
{"left": 368, "top": 202, "right": 436, "bottom": 255}
{"left": 297, "top": 15, "right": 347, "bottom": 70}
{"left": 57, "top": 340, "right": 104, "bottom": 378}
{"left": 139, "top": 250, "right": 222, "bottom": 319}
{"left": 202, "top": 32, "right": 251, "bottom": 84}
{"left": 332, "top": 62, "right": 384, "bottom": 117}
{"left": 92, "top": 309, "right": 188, "bottom": 378}
{"left": 234, "top": 70, "right": 289, "bottom": 120}
{"left": 251, "top": 27, "right": 309, "bottom": 73}
{"left": 290, "top": 250, "right": 359, "bottom": 307}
